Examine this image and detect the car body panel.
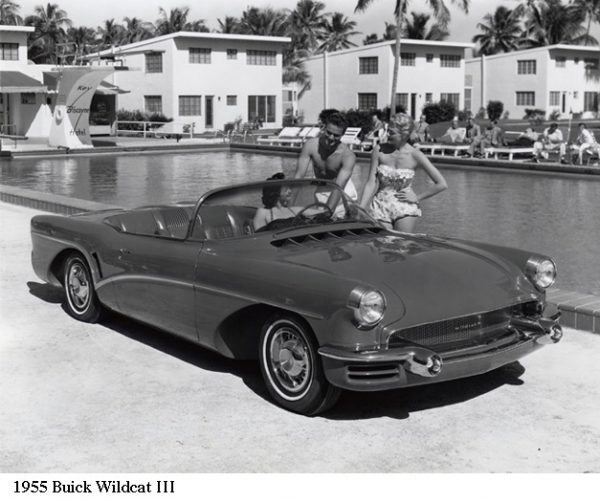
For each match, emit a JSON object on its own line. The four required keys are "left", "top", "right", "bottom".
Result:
{"left": 30, "top": 179, "right": 561, "bottom": 393}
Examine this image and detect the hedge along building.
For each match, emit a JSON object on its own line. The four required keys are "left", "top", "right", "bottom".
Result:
{"left": 298, "top": 39, "right": 474, "bottom": 123}
{"left": 466, "top": 45, "right": 600, "bottom": 121}
{"left": 0, "top": 24, "right": 127, "bottom": 148}
{"left": 84, "top": 31, "right": 291, "bottom": 133}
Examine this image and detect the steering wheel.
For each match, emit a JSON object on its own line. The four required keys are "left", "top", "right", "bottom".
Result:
{"left": 292, "top": 202, "right": 334, "bottom": 225}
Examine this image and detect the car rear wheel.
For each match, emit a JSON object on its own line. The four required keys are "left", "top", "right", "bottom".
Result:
{"left": 63, "top": 253, "right": 102, "bottom": 323}
{"left": 259, "top": 315, "right": 340, "bottom": 415}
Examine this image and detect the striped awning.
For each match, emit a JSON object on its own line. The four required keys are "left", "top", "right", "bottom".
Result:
{"left": 0, "top": 71, "right": 47, "bottom": 93}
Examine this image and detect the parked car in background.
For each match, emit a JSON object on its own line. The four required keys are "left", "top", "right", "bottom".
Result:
{"left": 31, "top": 179, "right": 562, "bottom": 415}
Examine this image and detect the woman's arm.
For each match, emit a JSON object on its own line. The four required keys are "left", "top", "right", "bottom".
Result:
{"left": 359, "top": 146, "right": 380, "bottom": 208}
{"left": 412, "top": 149, "right": 447, "bottom": 202}
{"left": 253, "top": 208, "right": 269, "bottom": 230}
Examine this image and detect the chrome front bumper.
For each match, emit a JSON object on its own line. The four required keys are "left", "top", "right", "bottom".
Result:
{"left": 318, "top": 309, "right": 562, "bottom": 392}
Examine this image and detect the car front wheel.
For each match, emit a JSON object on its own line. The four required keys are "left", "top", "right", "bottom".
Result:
{"left": 63, "top": 253, "right": 102, "bottom": 323}
{"left": 259, "top": 315, "right": 340, "bottom": 415}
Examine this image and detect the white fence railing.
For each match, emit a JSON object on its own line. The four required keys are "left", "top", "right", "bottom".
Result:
{"left": 114, "top": 120, "right": 194, "bottom": 138}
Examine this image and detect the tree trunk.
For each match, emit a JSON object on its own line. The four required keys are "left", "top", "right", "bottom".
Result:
{"left": 389, "top": 2, "right": 404, "bottom": 119}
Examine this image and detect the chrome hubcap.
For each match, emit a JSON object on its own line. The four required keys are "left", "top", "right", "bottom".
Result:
{"left": 68, "top": 263, "right": 90, "bottom": 310}
{"left": 269, "top": 326, "right": 311, "bottom": 393}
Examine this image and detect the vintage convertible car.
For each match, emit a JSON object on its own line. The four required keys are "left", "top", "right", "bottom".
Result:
{"left": 31, "top": 178, "right": 562, "bottom": 415}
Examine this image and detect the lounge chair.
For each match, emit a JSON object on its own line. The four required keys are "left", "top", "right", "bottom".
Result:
{"left": 340, "top": 127, "right": 363, "bottom": 149}
{"left": 417, "top": 143, "right": 470, "bottom": 157}
{"left": 274, "top": 126, "right": 321, "bottom": 146}
{"left": 483, "top": 146, "right": 535, "bottom": 161}
{"left": 256, "top": 127, "right": 302, "bottom": 146}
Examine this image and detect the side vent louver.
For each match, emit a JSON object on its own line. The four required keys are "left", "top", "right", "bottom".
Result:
{"left": 271, "top": 227, "right": 383, "bottom": 247}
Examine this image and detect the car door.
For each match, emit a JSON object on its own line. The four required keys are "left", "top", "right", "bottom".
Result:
{"left": 108, "top": 230, "right": 202, "bottom": 342}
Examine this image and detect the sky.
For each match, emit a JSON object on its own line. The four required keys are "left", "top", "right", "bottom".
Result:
{"left": 15, "top": 0, "right": 600, "bottom": 45}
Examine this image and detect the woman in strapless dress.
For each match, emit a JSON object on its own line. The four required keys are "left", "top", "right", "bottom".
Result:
{"left": 360, "top": 113, "right": 447, "bottom": 233}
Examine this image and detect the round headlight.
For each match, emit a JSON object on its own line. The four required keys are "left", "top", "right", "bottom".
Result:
{"left": 347, "top": 287, "right": 386, "bottom": 328}
{"left": 526, "top": 257, "right": 557, "bottom": 289}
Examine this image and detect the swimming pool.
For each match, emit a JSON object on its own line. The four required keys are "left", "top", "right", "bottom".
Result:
{"left": 1, "top": 150, "right": 598, "bottom": 295}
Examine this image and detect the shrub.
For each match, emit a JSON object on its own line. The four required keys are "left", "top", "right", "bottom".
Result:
{"left": 549, "top": 109, "right": 561, "bottom": 121}
{"left": 524, "top": 108, "right": 546, "bottom": 125}
{"left": 116, "top": 109, "right": 172, "bottom": 130}
{"left": 486, "top": 100, "right": 504, "bottom": 121}
{"left": 422, "top": 101, "right": 456, "bottom": 124}
{"left": 475, "top": 107, "right": 486, "bottom": 119}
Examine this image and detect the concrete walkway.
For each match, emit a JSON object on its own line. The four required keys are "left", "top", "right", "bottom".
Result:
{"left": 1, "top": 202, "right": 599, "bottom": 472}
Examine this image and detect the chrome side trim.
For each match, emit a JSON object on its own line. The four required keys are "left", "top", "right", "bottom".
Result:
{"left": 97, "top": 273, "right": 325, "bottom": 320}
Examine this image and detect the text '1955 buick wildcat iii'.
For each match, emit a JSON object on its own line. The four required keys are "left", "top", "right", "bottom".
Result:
{"left": 31, "top": 179, "right": 562, "bottom": 415}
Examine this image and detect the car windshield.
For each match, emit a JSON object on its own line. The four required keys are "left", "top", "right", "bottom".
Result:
{"left": 196, "top": 179, "right": 377, "bottom": 236}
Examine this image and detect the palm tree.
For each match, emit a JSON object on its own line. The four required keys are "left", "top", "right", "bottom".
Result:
{"left": 66, "top": 26, "right": 96, "bottom": 64}
{"left": 403, "top": 12, "right": 449, "bottom": 40}
{"left": 363, "top": 33, "right": 382, "bottom": 45}
{"left": 288, "top": 0, "right": 328, "bottom": 53}
{"left": 217, "top": 16, "right": 241, "bottom": 34}
{"left": 520, "top": 0, "right": 597, "bottom": 47}
{"left": 572, "top": 0, "right": 600, "bottom": 44}
{"left": 25, "top": 3, "right": 73, "bottom": 63}
{"left": 0, "top": 0, "right": 22, "bottom": 25}
{"left": 317, "top": 12, "right": 359, "bottom": 53}
{"left": 472, "top": 6, "right": 522, "bottom": 55}
{"left": 355, "top": 0, "right": 470, "bottom": 116}
{"left": 238, "top": 7, "right": 289, "bottom": 36}
{"left": 96, "top": 19, "right": 126, "bottom": 50}
{"left": 155, "top": 6, "right": 208, "bottom": 35}
{"left": 123, "top": 17, "right": 154, "bottom": 43}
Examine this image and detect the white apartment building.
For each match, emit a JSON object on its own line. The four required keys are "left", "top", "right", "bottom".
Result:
{"left": 0, "top": 25, "right": 51, "bottom": 137}
{"left": 88, "top": 32, "right": 290, "bottom": 132}
{"left": 466, "top": 45, "right": 600, "bottom": 120}
{"left": 298, "top": 39, "right": 474, "bottom": 122}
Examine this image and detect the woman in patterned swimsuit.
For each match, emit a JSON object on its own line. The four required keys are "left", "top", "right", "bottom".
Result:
{"left": 360, "top": 114, "right": 447, "bottom": 233}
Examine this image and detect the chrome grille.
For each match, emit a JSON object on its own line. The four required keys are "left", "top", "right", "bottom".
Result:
{"left": 387, "top": 305, "right": 525, "bottom": 350}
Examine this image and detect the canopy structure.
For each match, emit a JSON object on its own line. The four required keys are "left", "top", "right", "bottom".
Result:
{"left": 43, "top": 72, "right": 129, "bottom": 95}
{"left": 0, "top": 71, "right": 47, "bottom": 93}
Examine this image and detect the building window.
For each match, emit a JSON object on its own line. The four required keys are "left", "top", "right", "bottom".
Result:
{"left": 426, "top": 53, "right": 434, "bottom": 63}
{"left": 440, "top": 54, "right": 461, "bottom": 68}
{"left": 358, "top": 93, "right": 377, "bottom": 110}
{"left": 21, "top": 93, "right": 35, "bottom": 105}
{"left": 584, "top": 58, "right": 599, "bottom": 70}
{"left": 573, "top": 91, "right": 579, "bottom": 99}
{"left": 145, "top": 52, "right": 163, "bottom": 73}
{"left": 227, "top": 49, "right": 238, "bottom": 60}
{"left": 464, "top": 88, "right": 472, "bottom": 112}
{"left": 359, "top": 56, "right": 378, "bottom": 74}
{"left": 584, "top": 92, "right": 599, "bottom": 112}
{"left": 396, "top": 93, "right": 408, "bottom": 111}
{"left": 517, "top": 60, "right": 536, "bottom": 74}
{"left": 189, "top": 48, "right": 211, "bottom": 64}
{"left": 441, "top": 93, "right": 460, "bottom": 108}
{"left": 226, "top": 95, "right": 237, "bottom": 106}
{"left": 247, "top": 50, "right": 276, "bottom": 66}
{"left": 425, "top": 92, "right": 433, "bottom": 103}
{"left": 248, "top": 95, "right": 276, "bottom": 122}
{"left": 283, "top": 90, "right": 293, "bottom": 101}
{"left": 516, "top": 91, "right": 535, "bottom": 106}
{"left": 0, "top": 43, "right": 18, "bottom": 60}
{"left": 144, "top": 95, "right": 162, "bottom": 114}
{"left": 178, "top": 95, "right": 202, "bottom": 116}
{"left": 555, "top": 57, "right": 566, "bottom": 68}
{"left": 549, "top": 91, "right": 561, "bottom": 107}
{"left": 401, "top": 52, "right": 416, "bottom": 66}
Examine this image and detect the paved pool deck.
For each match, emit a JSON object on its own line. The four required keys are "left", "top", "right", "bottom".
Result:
{"left": 0, "top": 185, "right": 598, "bottom": 335}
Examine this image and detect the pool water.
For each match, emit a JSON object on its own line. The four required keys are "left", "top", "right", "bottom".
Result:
{"left": 1, "top": 150, "right": 599, "bottom": 295}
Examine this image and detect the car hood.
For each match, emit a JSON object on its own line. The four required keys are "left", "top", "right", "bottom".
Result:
{"left": 270, "top": 231, "right": 540, "bottom": 326}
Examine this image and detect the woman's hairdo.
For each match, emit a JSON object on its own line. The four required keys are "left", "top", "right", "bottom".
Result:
{"left": 262, "top": 173, "right": 285, "bottom": 208}
{"left": 389, "top": 113, "right": 414, "bottom": 131}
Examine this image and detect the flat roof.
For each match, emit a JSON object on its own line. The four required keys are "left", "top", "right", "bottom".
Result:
{"left": 86, "top": 31, "right": 291, "bottom": 58}
{"left": 0, "top": 25, "right": 34, "bottom": 33}
{"left": 466, "top": 44, "right": 600, "bottom": 62}
{"left": 305, "top": 39, "right": 474, "bottom": 61}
